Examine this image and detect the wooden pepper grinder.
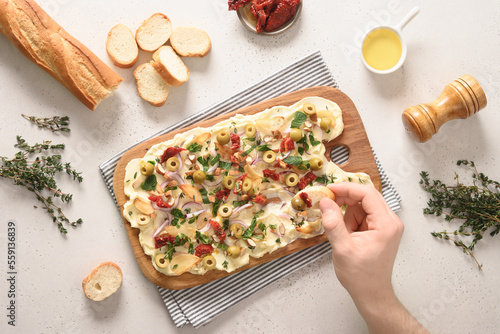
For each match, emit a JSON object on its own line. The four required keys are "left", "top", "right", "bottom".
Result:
{"left": 402, "top": 74, "right": 487, "bottom": 143}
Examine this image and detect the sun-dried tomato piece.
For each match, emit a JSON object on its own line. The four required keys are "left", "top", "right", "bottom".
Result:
{"left": 252, "top": 194, "right": 268, "bottom": 205}
{"left": 195, "top": 244, "right": 214, "bottom": 257}
{"left": 280, "top": 137, "right": 295, "bottom": 152}
{"left": 230, "top": 133, "right": 241, "bottom": 151}
{"left": 274, "top": 159, "right": 293, "bottom": 169}
{"left": 298, "top": 171, "right": 317, "bottom": 190}
{"left": 264, "top": 0, "right": 300, "bottom": 32}
{"left": 251, "top": 0, "right": 279, "bottom": 32}
{"left": 148, "top": 195, "right": 172, "bottom": 208}
{"left": 154, "top": 234, "right": 175, "bottom": 249}
{"left": 160, "top": 147, "right": 186, "bottom": 163}
{"left": 216, "top": 188, "right": 231, "bottom": 200}
{"left": 209, "top": 220, "right": 227, "bottom": 242}
{"left": 228, "top": 0, "right": 252, "bottom": 10}
{"left": 299, "top": 192, "right": 312, "bottom": 208}
{"left": 263, "top": 168, "right": 280, "bottom": 181}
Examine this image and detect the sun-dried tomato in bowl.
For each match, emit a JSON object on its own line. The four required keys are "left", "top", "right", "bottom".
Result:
{"left": 229, "top": 0, "right": 301, "bottom": 33}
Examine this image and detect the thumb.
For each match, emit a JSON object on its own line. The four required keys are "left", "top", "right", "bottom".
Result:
{"left": 320, "top": 198, "right": 350, "bottom": 247}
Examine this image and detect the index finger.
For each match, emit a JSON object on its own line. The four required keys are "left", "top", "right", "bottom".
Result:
{"left": 327, "top": 182, "right": 390, "bottom": 216}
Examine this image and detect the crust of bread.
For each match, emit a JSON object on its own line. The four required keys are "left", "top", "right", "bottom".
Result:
{"left": 152, "top": 46, "right": 189, "bottom": 87}
{"left": 135, "top": 13, "right": 172, "bottom": 52}
{"left": 106, "top": 24, "right": 139, "bottom": 68}
{"left": 133, "top": 62, "right": 170, "bottom": 107}
{"left": 169, "top": 27, "right": 211, "bottom": 57}
{"left": 0, "top": 0, "right": 123, "bottom": 110}
{"left": 82, "top": 262, "right": 122, "bottom": 301}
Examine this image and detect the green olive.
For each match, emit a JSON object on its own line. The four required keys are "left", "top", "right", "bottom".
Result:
{"left": 229, "top": 223, "right": 243, "bottom": 239}
{"left": 291, "top": 197, "right": 306, "bottom": 211}
{"left": 217, "top": 130, "right": 230, "bottom": 145}
{"left": 166, "top": 157, "right": 181, "bottom": 171}
{"left": 222, "top": 175, "right": 236, "bottom": 190}
{"left": 242, "top": 178, "right": 253, "bottom": 193}
{"left": 245, "top": 124, "right": 257, "bottom": 138}
{"left": 285, "top": 173, "right": 299, "bottom": 187}
{"left": 155, "top": 254, "right": 169, "bottom": 269}
{"left": 202, "top": 255, "right": 216, "bottom": 270}
{"left": 218, "top": 203, "right": 233, "bottom": 218}
{"left": 309, "top": 157, "right": 324, "bottom": 171}
{"left": 290, "top": 128, "right": 302, "bottom": 142}
{"left": 140, "top": 161, "right": 155, "bottom": 176}
{"left": 303, "top": 103, "right": 317, "bottom": 116}
{"left": 193, "top": 170, "right": 206, "bottom": 184}
{"left": 263, "top": 151, "right": 277, "bottom": 164}
{"left": 227, "top": 245, "right": 241, "bottom": 258}
{"left": 320, "top": 117, "right": 332, "bottom": 132}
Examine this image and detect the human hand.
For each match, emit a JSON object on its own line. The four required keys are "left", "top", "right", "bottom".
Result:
{"left": 319, "top": 182, "right": 404, "bottom": 310}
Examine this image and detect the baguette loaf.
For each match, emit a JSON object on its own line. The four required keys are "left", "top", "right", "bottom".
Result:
{"left": 0, "top": 0, "right": 123, "bottom": 110}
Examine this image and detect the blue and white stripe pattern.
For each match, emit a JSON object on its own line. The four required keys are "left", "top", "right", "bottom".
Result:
{"left": 99, "top": 51, "right": 401, "bottom": 328}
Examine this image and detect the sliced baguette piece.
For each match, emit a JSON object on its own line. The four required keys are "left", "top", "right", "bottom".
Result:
{"left": 133, "top": 62, "right": 170, "bottom": 107}
{"left": 82, "top": 262, "right": 122, "bottom": 301}
{"left": 152, "top": 46, "right": 190, "bottom": 87}
{"left": 135, "top": 13, "right": 172, "bottom": 52}
{"left": 293, "top": 186, "right": 335, "bottom": 234}
{"left": 106, "top": 24, "right": 139, "bottom": 68}
{"left": 169, "top": 27, "right": 211, "bottom": 57}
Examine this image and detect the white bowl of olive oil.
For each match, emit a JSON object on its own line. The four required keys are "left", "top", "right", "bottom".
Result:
{"left": 362, "top": 7, "right": 419, "bottom": 74}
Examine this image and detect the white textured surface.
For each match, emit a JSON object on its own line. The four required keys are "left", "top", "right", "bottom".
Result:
{"left": 0, "top": 0, "right": 499, "bottom": 333}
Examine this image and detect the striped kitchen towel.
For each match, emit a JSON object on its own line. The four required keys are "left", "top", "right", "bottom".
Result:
{"left": 99, "top": 50, "right": 402, "bottom": 328}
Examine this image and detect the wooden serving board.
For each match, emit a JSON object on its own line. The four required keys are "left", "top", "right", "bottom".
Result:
{"left": 113, "top": 86, "right": 381, "bottom": 290}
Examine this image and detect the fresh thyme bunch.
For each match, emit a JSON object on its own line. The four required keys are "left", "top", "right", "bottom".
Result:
{"left": 0, "top": 136, "right": 83, "bottom": 233}
{"left": 420, "top": 160, "right": 500, "bottom": 270}
{"left": 22, "top": 114, "right": 71, "bottom": 132}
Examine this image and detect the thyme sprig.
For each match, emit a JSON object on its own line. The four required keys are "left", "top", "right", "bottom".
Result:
{"left": 420, "top": 160, "right": 500, "bottom": 270}
{"left": 0, "top": 136, "right": 83, "bottom": 233}
{"left": 22, "top": 114, "right": 71, "bottom": 132}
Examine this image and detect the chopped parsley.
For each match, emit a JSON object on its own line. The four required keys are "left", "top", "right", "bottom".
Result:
{"left": 241, "top": 144, "right": 257, "bottom": 157}
{"left": 242, "top": 210, "right": 264, "bottom": 240}
{"left": 199, "top": 188, "right": 212, "bottom": 204}
{"left": 276, "top": 238, "right": 281, "bottom": 244}
{"left": 212, "top": 197, "right": 223, "bottom": 217}
{"left": 196, "top": 231, "right": 212, "bottom": 244}
{"left": 197, "top": 156, "right": 210, "bottom": 172}
{"left": 188, "top": 243, "right": 194, "bottom": 255}
{"left": 219, "top": 161, "right": 233, "bottom": 170}
{"left": 233, "top": 200, "right": 249, "bottom": 207}
{"left": 316, "top": 174, "right": 337, "bottom": 184}
{"left": 222, "top": 260, "right": 228, "bottom": 269}
{"left": 217, "top": 243, "right": 228, "bottom": 250}
{"left": 187, "top": 142, "right": 203, "bottom": 152}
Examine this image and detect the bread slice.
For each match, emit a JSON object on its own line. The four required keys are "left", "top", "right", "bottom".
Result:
{"left": 135, "top": 13, "right": 172, "bottom": 52}
{"left": 82, "top": 262, "right": 122, "bottom": 301}
{"left": 152, "top": 46, "right": 190, "bottom": 87}
{"left": 169, "top": 27, "right": 211, "bottom": 57}
{"left": 133, "top": 62, "right": 170, "bottom": 107}
{"left": 106, "top": 24, "right": 139, "bottom": 68}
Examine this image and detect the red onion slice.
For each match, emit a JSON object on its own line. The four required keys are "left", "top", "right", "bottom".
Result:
{"left": 307, "top": 216, "right": 321, "bottom": 222}
{"left": 228, "top": 220, "right": 248, "bottom": 229}
{"left": 278, "top": 214, "right": 291, "bottom": 220}
{"left": 199, "top": 222, "right": 211, "bottom": 233}
{"left": 175, "top": 153, "right": 183, "bottom": 172}
{"left": 182, "top": 201, "right": 203, "bottom": 212}
{"left": 167, "top": 171, "right": 185, "bottom": 185}
{"left": 207, "top": 161, "right": 219, "bottom": 174}
{"left": 203, "top": 175, "right": 223, "bottom": 187}
{"left": 232, "top": 203, "right": 254, "bottom": 215}
{"left": 185, "top": 209, "right": 207, "bottom": 219}
{"left": 282, "top": 151, "right": 291, "bottom": 159}
{"left": 152, "top": 218, "right": 170, "bottom": 238}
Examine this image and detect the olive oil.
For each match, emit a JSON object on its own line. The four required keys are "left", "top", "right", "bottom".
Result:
{"left": 362, "top": 28, "right": 403, "bottom": 71}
